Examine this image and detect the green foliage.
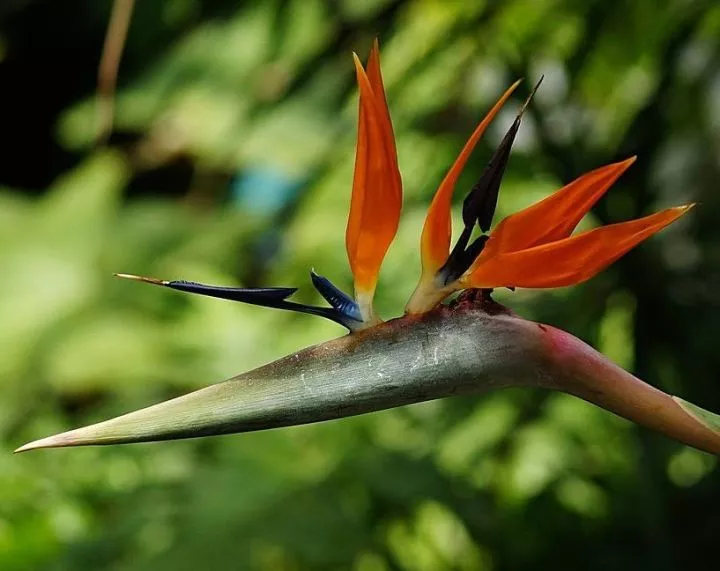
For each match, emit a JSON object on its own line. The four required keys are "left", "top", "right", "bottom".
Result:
{"left": 2, "top": 0, "right": 720, "bottom": 569}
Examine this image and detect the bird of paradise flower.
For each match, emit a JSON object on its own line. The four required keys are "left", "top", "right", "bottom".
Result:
{"left": 16, "top": 41, "right": 720, "bottom": 455}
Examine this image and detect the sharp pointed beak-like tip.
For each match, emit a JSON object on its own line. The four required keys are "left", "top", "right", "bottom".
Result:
{"left": 14, "top": 442, "right": 38, "bottom": 453}
{"left": 114, "top": 273, "right": 168, "bottom": 286}
{"left": 14, "top": 433, "right": 74, "bottom": 453}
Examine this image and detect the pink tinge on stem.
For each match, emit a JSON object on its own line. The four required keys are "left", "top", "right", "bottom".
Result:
{"left": 540, "top": 322, "right": 720, "bottom": 455}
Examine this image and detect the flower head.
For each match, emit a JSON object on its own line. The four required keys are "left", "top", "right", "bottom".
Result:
{"left": 115, "top": 42, "right": 692, "bottom": 332}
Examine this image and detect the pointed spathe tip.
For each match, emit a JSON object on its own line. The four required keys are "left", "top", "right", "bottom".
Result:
{"left": 14, "top": 440, "right": 43, "bottom": 453}
{"left": 15, "top": 431, "right": 79, "bottom": 453}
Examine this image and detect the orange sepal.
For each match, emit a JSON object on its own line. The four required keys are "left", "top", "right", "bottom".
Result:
{"left": 419, "top": 80, "right": 522, "bottom": 276}
{"left": 366, "top": 39, "right": 401, "bottom": 194}
{"left": 346, "top": 50, "right": 402, "bottom": 306}
{"left": 464, "top": 205, "right": 693, "bottom": 289}
{"left": 482, "top": 157, "right": 637, "bottom": 261}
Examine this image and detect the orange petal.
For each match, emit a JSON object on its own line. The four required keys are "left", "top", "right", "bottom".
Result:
{"left": 345, "top": 52, "right": 402, "bottom": 308}
{"left": 366, "top": 39, "right": 401, "bottom": 200}
{"left": 464, "top": 205, "right": 693, "bottom": 289}
{"left": 346, "top": 79, "right": 368, "bottom": 265}
{"left": 419, "top": 80, "right": 522, "bottom": 276}
{"left": 483, "top": 158, "right": 637, "bottom": 261}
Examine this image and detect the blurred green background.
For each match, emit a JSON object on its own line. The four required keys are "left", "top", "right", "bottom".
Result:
{"left": 2, "top": 0, "right": 720, "bottom": 569}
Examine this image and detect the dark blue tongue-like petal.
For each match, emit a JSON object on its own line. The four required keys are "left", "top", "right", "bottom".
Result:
{"left": 167, "top": 280, "right": 297, "bottom": 302}
{"left": 114, "top": 273, "right": 360, "bottom": 330}
{"left": 310, "top": 270, "right": 363, "bottom": 323}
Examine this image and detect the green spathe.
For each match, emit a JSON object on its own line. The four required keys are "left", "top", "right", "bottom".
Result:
{"left": 16, "top": 299, "right": 720, "bottom": 455}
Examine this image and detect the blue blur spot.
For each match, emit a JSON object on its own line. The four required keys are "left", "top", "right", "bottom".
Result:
{"left": 231, "top": 166, "right": 305, "bottom": 215}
